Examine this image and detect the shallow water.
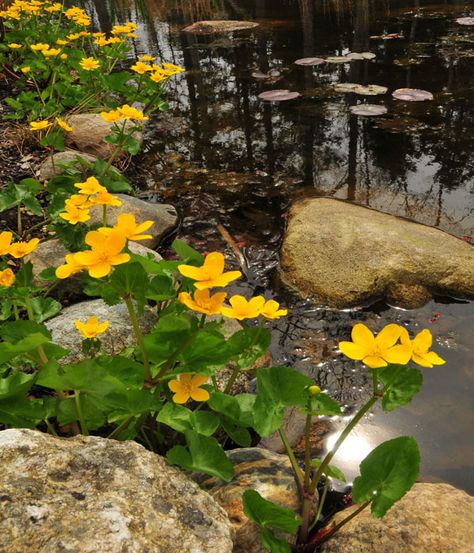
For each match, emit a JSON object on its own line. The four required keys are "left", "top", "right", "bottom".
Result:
{"left": 87, "top": 0, "right": 474, "bottom": 493}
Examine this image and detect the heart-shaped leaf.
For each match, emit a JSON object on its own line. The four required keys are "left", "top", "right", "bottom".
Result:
{"left": 392, "top": 88, "right": 433, "bottom": 101}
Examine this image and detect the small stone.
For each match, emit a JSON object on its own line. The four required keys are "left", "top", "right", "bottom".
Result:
{"left": 66, "top": 113, "right": 143, "bottom": 159}
{"left": 0, "top": 429, "right": 233, "bottom": 553}
{"left": 38, "top": 150, "right": 98, "bottom": 181}
{"left": 319, "top": 483, "right": 474, "bottom": 553}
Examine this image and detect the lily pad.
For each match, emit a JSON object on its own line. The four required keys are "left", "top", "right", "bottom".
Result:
{"left": 334, "top": 83, "right": 387, "bottom": 95}
{"left": 251, "top": 70, "right": 281, "bottom": 80}
{"left": 350, "top": 104, "right": 388, "bottom": 116}
{"left": 183, "top": 20, "right": 259, "bottom": 34}
{"left": 294, "top": 57, "right": 325, "bottom": 66}
{"left": 370, "top": 33, "right": 403, "bottom": 40}
{"left": 258, "top": 90, "right": 301, "bottom": 101}
{"left": 392, "top": 88, "right": 434, "bottom": 101}
{"left": 326, "top": 56, "right": 351, "bottom": 64}
{"left": 456, "top": 17, "right": 474, "bottom": 25}
{"left": 345, "top": 52, "right": 376, "bottom": 60}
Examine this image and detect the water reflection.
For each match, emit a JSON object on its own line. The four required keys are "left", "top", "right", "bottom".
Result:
{"left": 84, "top": 0, "right": 474, "bottom": 492}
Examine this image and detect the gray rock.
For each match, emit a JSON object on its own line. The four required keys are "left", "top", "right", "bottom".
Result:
{"left": 183, "top": 20, "right": 259, "bottom": 34}
{"left": 320, "top": 482, "right": 474, "bottom": 553}
{"left": 66, "top": 113, "right": 143, "bottom": 159}
{"left": 87, "top": 194, "right": 177, "bottom": 249}
{"left": 0, "top": 429, "right": 233, "bottom": 553}
{"left": 280, "top": 198, "right": 474, "bottom": 308}
{"left": 197, "top": 448, "right": 306, "bottom": 553}
{"left": 26, "top": 239, "right": 162, "bottom": 290}
{"left": 38, "top": 150, "right": 98, "bottom": 181}
{"left": 45, "top": 298, "right": 158, "bottom": 364}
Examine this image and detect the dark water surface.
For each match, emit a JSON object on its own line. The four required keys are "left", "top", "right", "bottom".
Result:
{"left": 86, "top": 0, "right": 473, "bottom": 492}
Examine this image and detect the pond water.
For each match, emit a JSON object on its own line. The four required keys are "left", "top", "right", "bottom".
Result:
{"left": 85, "top": 0, "right": 474, "bottom": 493}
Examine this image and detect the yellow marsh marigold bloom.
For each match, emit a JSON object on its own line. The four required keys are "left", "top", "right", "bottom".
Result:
{"left": 8, "top": 43, "right": 22, "bottom": 49}
{"left": 30, "top": 120, "right": 51, "bottom": 131}
{"left": 399, "top": 327, "right": 445, "bottom": 368}
{"left": 79, "top": 57, "right": 100, "bottom": 71}
{"left": 117, "top": 104, "right": 148, "bottom": 121}
{"left": 99, "top": 213, "right": 153, "bottom": 241}
{"left": 139, "top": 55, "right": 156, "bottom": 62}
{"left": 89, "top": 190, "right": 122, "bottom": 207}
{"left": 60, "top": 53, "right": 68, "bottom": 60}
{"left": 178, "top": 289, "right": 227, "bottom": 316}
{"left": 178, "top": 252, "right": 241, "bottom": 290}
{"left": 30, "top": 43, "right": 50, "bottom": 52}
{"left": 42, "top": 48, "right": 61, "bottom": 57}
{"left": 21, "top": 66, "right": 31, "bottom": 74}
{"left": 45, "top": 3, "right": 62, "bottom": 12}
{"left": 74, "top": 176, "right": 106, "bottom": 196}
{"left": 163, "top": 63, "right": 185, "bottom": 74}
{"left": 168, "top": 374, "right": 209, "bottom": 404}
{"left": 338, "top": 323, "right": 411, "bottom": 369}
{"left": 75, "top": 316, "right": 109, "bottom": 339}
{"left": 59, "top": 206, "right": 90, "bottom": 225}
{"left": 100, "top": 109, "right": 122, "bottom": 123}
{"left": 55, "top": 254, "right": 86, "bottom": 279}
{"left": 220, "top": 295, "right": 266, "bottom": 320}
{"left": 56, "top": 118, "right": 73, "bottom": 132}
{"left": 67, "top": 32, "right": 89, "bottom": 40}
{"left": 8, "top": 238, "right": 40, "bottom": 259}
{"left": 0, "top": 268, "right": 15, "bottom": 288}
{"left": 131, "top": 61, "right": 154, "bottom": 74}
{"left": 260, "top": 299, "right": 287, "bottom": 319}
{"left": 73, "top": 229, "right": 130, "bottom": 278}
{"left": 0, "top": 231, "right": 13, "bottom": 255}
{"left": 56, "top": 40, "right": 68, "bottom": 46}
{"left": 65, "top": 194, "right": 92, "bottom": 210}
{"left": 150, "top": 71, "right": 168, "bottom": 84}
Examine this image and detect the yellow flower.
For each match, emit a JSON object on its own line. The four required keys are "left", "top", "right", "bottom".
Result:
{"left": 168, "top": 374, "right": 209, "bottom": 404}
{"left": 338, "top": 323, "right": 412, "bottom": 369}
{"left": 8, "top": 43, "right": 22, "bottom": 49}
{"left": 117, "top": 104, "right": 148, "bottom": 121}
{"left": 139, "top": 55, "right": 156, "bottom": 62}
{"left": 73, "top": 229, "right": 130, "bottom": 278}
{"left": 0, "top": 231, "right": 13, "bottom": 255}
{"left": 95, "top": 36, "right": 110, "bottom": 47}
{"left": 74, "top": 176, "right": 106, "bottom": 195}
{"left": 65, "top": 194, "right": 93, "bottom": 209}
{"left": 8, "top": 238, "right": 40, "bottom": 259}
{"left": 60, "top": 53, "right": 68, "bottom": 60}
{"left": 99, "top": 213, "right": 153, "bottom": 241}
{"left": 399, "top": 327, "right": 446, "bottom": 368}
{"left": 0, "top": 268, "right": 15, "bottom": 287}
{"left": 55, "top": 253, "right": 85, "bottom": 279}
{"left": 150, "top": 71, "right": 167, "bottom": 84}
{"left": 20, "top": 66, "right": 31, "bottom": 74}
{"left": 308, "top": 385, "right": 321, "bottom": 395}
{"left": 79, "top": 57, "right": 100, "bottom": 71}
{"left": 56, "top": 39, "right": 68, "bottom": 45}
{"left": 130, "top": 61, "right": 154, "bottom": 74}
{"left": 162, "top": 62, "right": 185, "bottom": 74}
{"left": 178, "top": 252, "right": 241, "bottom": 290}
{"left": 178, "top": 289, "right": 227, "bottom": 316}
{"left": 59, "top": 206, "right": 90, "bottom": 225}
{"left": 30, "top": 43, "right": 50, "bottom": 52}
{"left": 30, "top": 120, "right": 51, "bottom": 131}
{"left": 220, "top": 295, "right": 266, "bottom": 320}
{"left": 75, "top": 316, "right": 109, "bottom": 338}
{"left": 42, "top": 48, "right": 61, "bottom": 57}
{"left": 106, "top": 37, "right": 122, "bottom": 45}
{"left": 45, "top": 3, "right": 62, "bottom": 12}
{"left": 260, "top": 299, "right": 287, "bottom": 319}
{"left": 100, "top": 109, "right": 122, "bottom": 123}
{"left": 56, "top": 118, "right": 73, "bottom": 132}
{"left": 90, "top": 190, "right": 122, "bottom": 207}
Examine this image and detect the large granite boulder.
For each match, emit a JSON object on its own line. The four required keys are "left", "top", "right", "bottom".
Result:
{"left": 320, "top": 482, "right": 474, "bottom": 553}
{"left": 196, "top": 448, "right": 304, "bottom": 553}
{"left": 0, "top": 429, "right": 233, "bottom": 553}
{"left": 65, "top": 113, "right": 143, "bottom": 159}
{"left": 280, "top": 198, "right": 474, "bottom": 308}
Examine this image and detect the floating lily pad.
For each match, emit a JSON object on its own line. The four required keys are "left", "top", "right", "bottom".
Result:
{"left": 251, "top": 70, "right": 281, "bottom": 80}
{"left": 392, "top": 88, "right": 434, "bottom": 101}
{"left": 350, "top": 104, "right": 388, "bottom": 116}
{"left": 370, "top": 33, "right": 403, "bottom": 40}
{"left": 394, "top": 57, "right": 424, "bottom": 66}
{"left": 345, "top": 52, "right": 376, "bottom": 60}
{"left": 294, "top": 57, "right": 325, "bottom": 66}
{"left": 456, "top": 17, "right": 474, "bottom": 25}
{"left": 326, "top": 56, "right": 350, "bottom": 64}
{"left": 258, "top": 90, "right": 301, "bottom": 101}
{"left": 183, "top": 20, "right": 259, "bottom": 34}
{"left": 334, "top": 83, "right": 387, "bottom": 95}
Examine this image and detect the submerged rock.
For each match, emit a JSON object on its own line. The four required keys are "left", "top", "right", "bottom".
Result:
{"left": 196, "top": 448, "right": 304, "bottom": 553}
{"left": 45, "top": 298, "right": 159, "bottom": 364}
{"left": 66, "top": 113, "right": 143, "bottom": 159}
{"left": 183, "top": 20, "right": 259, "bottom": 34}
{"left": 280, "top": 198, "right": 474, "bottom": 308}
{"left": 0, "top": 429, "right": 233, "bottom": 553}
{"left": 320, "top": 482, "right": 474, "bottom": 553}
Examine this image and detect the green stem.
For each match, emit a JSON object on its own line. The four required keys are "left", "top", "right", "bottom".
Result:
{"left": 74, "top": 390, "right": 88, "bottom": 435}
{"left": 303, "top": 409, "right": 312, "bottom": 490}
{"left": 17, "top": 205, "right": 22, "bottom": 236}
{"left": 154, "top": 332, "right": 198, "bottom": 382}
{"left": 124, "top": 297, "right": 151, "bottom": 381}
{"left": 223, "top": 365, "right": 240, "bottom": 394}
{"left": 310, "top": 478, "right": 330, "bottom": 532}
{"left": 372, "top": 371, "right": 378, "bottom": 395}
{"left": 317, "top": 500, "right": 372, "bottom": 545}
{"left": 199, "top": 313, "right": 206, "bottom": 328}
{"left": 12, "top": 301, "right": 19, "bottom": 321}
{"left": 310, "top": 394, "right": 379, "bottom": 494}
{"left": 211, "top": 375, "right": 218, "bottom": 391}
{"left": 278, "top": 427, "right": 304, "bottom": 487}
{"left": 102, "top": 205, "right": 107, "bottom": 227}
{"left": 298, "top": 406, "right": 315, "bottom": 542}
{"left": 101, "top": 121, "right": 127, "bottom": 176}
{"left": 107, "top": 416, "right": 133, "bottom": 440}
{"left": 44, "top": 419, "right": 59, "bottom": 437}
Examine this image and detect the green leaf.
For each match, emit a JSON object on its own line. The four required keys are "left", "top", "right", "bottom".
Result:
{"left": 0, "top": 372, "right": 36, "bottom": 400}
{"left": 144, "top": 313, "right": 197, "bottom": 363}
{"left": 376, "top": 365, "right": 423, "bottom": 412}
{"left": 172, "top": 240, "right": 204, "bottom": 264}
{"left": 261, "top": 528, "right": 292, "bottom": 553}
{"left": 30, "top": 297, "right": 62, "bottom": 323}
{"left": 146, "top": 275, "right": 176, "bottom": 302}
{"left": 221, "top": 417, "right": 252, "bottom": 447}
{"left": 242, "top": 490, "right": 302, "bottom": 533}
{"left": 253, "top": 367, "right": 313, "bottom": 436}
{"left": 15, "top": 261, "right": 34, "bottom": 287}
{"left": 110, "top": 262, "right": 148, "bottom": 308}
{"left": 157, "top": 403, "right": 219, "bottom": 436}
{"left": 167, "top": 430, "right": 234, "bottom": 481}
{"left": 178, "top": 331, "right": 232, "bottom": 374}
{"left": 352, "top": 436, "right": 420, "bottom": 518}
{"left": 0, "top": 334, "right": 50, "bottom": 363}
{"left": 0, "top": 320, "right": 51, "bottom": 341}
{"left": 0, "top": 396, "right": 45, "bottom": 428}
{"left": 228, "top": 327, "right": 271, "bottom": 369}
{"left": 208, "top": 392, "right": 255, "bottom": 427}
{"left": 310, "top": 459, "right": 346, "bottom": 482}
{"left": 302, "top": 392, "right": 342, "bottom": 417}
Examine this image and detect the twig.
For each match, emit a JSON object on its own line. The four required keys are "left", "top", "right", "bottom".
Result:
{"left": 216, "top": 223, "right": 249, "bottom": 276}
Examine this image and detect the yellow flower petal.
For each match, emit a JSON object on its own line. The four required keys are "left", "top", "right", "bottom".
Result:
{"left": 412, "top": 353, "right": 434, "bottom": 368}
{"left": 384, "top": 344, "right": 412, "bottom": 365}
{"left": 190, "top": 387, "right": 210, "bottom": 402}
{"left": 338, "top": 341, "right": 368, "bottom": 360}
{"left": 375, "top": 323, "right": 402, "bottom": 350}
{"left": 172, "top": 391, "right": 190, "bottom": 404}
{"left": 362, "top": 355, "right": 387, "bottom": 369}
{"left": 351, "top": 323, "right": 375, "bottom": 348}
{"left": 413, "top": 329, "right": 432, "bottom": 353}
{"left": 424, "top": 351, "right": 445, "bottom": 366}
